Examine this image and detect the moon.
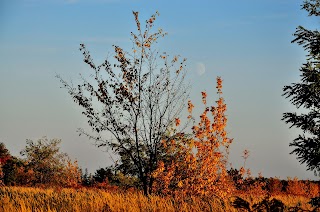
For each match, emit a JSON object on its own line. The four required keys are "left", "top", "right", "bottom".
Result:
{"left": 195, "top": 62, "right": 206, "bottom": 76}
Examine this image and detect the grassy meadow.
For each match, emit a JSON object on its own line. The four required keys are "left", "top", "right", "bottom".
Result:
{"left": 0, "top": 186, "right": 233, "bottom": 212}
{"left": 0, "top": 186, "right": 318, "bottom": 212}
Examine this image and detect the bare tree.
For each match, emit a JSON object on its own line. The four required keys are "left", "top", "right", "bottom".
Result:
{"left": 57, "top": 11, "right": 189, "bottom": 195}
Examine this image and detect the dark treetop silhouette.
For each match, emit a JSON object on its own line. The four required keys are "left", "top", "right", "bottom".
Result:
{"left": 282, "top": 0, "right": 320, "bottom": 176}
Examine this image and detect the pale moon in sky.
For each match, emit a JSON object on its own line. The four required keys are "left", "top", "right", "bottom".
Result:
{"left": 195, "top": 62, "right": 206, "bottom": 76}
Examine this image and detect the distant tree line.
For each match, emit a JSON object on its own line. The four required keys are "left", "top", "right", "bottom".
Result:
{"left": 0, "top": 137, "right": 140, "bottom": 189}
{"left": 0, "top": 137, "right": 80, "bottom": 187}
{"left": 0, "top": 137, "right": 319, "bottom": 200}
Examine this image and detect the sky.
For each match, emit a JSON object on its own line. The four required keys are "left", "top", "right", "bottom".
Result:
{"left": 0, "top": 0, "right": 319, "bottom": 180}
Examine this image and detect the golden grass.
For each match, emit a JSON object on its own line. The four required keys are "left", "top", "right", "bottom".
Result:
{"left": 0, "top": 186, "right": 316, "bottom": 212}
{"left": 0, "top": 186, "right": 237, "bottom": 212}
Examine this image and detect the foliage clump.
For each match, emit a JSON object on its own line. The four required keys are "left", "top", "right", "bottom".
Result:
{"left": 0, "top": 137, "right": 81, "bottom": 188}
{"left": 153, "top": 77, "right": 235, "bottom": 198}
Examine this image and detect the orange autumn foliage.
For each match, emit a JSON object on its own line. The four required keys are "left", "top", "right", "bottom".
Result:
{"left": 187, "top": 100, "right": 194, "bottom": 114}
{"left": 153, "top": 77, "right": 234, "bottom": 198}
{"left": 286, "top": 177, "right": 319, "bottom": 197}
{"left": 175, "top": 118, "right": 181, "bottom": 127}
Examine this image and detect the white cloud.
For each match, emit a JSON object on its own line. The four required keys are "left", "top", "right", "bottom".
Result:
{"left": 195, "top": 62, "right": 206, "bottom": 76}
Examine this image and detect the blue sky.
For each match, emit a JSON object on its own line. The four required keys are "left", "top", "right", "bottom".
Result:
{"left": 0, "top": 0, "right": 319, "bottom": 179}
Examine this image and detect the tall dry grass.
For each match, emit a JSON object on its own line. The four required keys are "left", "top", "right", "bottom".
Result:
{"left": 0, "top": 186, "right": 317, "bottom": 211}
{"left": 0, "top": 186, "right": 237, "bottom": 212}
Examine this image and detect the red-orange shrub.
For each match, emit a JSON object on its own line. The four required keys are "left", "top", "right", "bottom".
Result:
{"left": 152, "top": 77, "right": 235, "bottom": 198}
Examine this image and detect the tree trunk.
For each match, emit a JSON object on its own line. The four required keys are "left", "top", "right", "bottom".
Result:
{"left": 142, "top": 176, "right": 149, "bottom": 196}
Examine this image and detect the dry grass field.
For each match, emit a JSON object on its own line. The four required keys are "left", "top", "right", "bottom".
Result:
{"left": 0, "top": 186, "right": 318, "bottom": 212}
